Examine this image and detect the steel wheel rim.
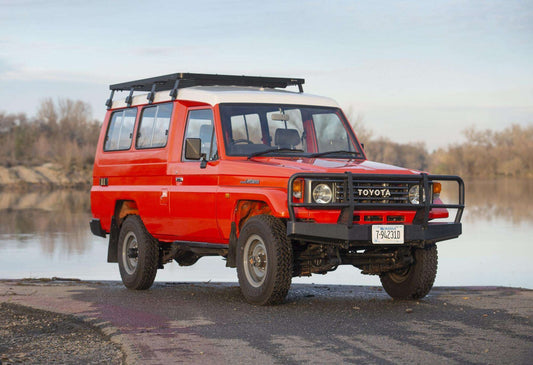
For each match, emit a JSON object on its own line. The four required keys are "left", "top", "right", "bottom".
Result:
{"left": 243, "top": 234, "right": 267, "bottom": 288}
{"left": 122, "top": 231, "right": 138, "bottom": 275}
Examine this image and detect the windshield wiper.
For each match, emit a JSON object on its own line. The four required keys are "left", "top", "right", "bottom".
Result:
{"left": 309, "top": 150, "right": 362, "bottom": 158}
{"left": 248, "top": 148, "right": 304, "bottom": 159}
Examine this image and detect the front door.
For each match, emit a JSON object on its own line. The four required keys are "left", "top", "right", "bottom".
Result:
{"left": 168, "top": 108, "right": 220, "bottom": 242}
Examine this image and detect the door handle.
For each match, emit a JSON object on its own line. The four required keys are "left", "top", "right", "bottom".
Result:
{"left": 175, "top": 177, "right": 184, "bottom": 183}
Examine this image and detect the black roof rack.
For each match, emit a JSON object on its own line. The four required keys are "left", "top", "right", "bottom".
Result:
{"left": 106, "top": 72, "right": 305, "bottom": 108}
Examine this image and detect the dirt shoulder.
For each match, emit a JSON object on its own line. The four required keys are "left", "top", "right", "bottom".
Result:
{"left": 1, "top": 279, "right": 532, "bottom": 364}
{"left": 0, "top": 302, "right": 124, "bottom": 364}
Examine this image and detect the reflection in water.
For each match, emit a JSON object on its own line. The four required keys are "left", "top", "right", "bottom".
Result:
{"left": 0, "top": 190, "right": 91, "bottom": 257}
{"left": 463, "top": 178, "right": 533, "bottom": 224}
{"left": 0, "top": 179, "right": 532, "bottom": 288}
{"left": 439, "top": 178, "right": 533, "bottom": 224}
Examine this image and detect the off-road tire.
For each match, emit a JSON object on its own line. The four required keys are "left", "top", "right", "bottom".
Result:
{"left": 380, "top": 245, "right": 438, "bottom": 300}
{"left": 117, "top": 215, "right": 159, "bottom": 290}
{"left": 236, "top": 215, "right": 293, "bottom": 305}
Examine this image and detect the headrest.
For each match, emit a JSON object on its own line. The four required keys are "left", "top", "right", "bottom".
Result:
{"left": 199, "top": 124, "right": 213, "bottom": 141}
{"left": 274, "top": 128, "right": 300, "bottom": 147}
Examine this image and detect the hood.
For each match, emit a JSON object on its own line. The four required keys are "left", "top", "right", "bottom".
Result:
{"left": 263, "top": 157, "right": 419, "bottom": 174}
{"left": 222, "top": 157, "right": 421, "bottom": 179}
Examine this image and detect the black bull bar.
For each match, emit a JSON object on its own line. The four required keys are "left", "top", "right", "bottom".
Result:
{"left": 287, "top": 173, "right": 464, "bottom": 245}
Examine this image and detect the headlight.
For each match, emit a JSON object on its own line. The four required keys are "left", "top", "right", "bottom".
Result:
{"left": 312, "top": 183, "right": 333, "bottom": 204}
{"left": 408, "top": 185, "right": 425, "bottom": 204}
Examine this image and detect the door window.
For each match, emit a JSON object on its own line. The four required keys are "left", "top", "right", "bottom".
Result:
{"left": 183, "top": 109, "right": 217, "bottom": 160}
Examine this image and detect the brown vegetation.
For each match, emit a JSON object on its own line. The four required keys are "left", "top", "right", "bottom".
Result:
{"left": 365, "top": 138, "right": 429, "bottom": 172}
{"left": 352, "top": 114, "right": 533, "bottom": 177}
{"left": 1, "top": 102, "right": 531, "bottom": 185}
{"left": 0, "top": 98, "right": 100, "bottom": 173}
{"left": 430, "top": 124, "right": 533, "bottom": 177}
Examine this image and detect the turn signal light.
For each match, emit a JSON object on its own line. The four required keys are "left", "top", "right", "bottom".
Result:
{"left": 292, "top": 179, "right": 304, "bottom": 202}
{"left": 433, "top": 182, "right": 442, "bottom": 194}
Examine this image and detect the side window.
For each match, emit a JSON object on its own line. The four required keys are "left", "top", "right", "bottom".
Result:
{"left": 104, "top": 108, "right": 137, "bottom": 151}
{"left": 136, "top": 103, "right": 172, "bottom": 149}
{"left": 183, "top": 109, "right": 217, "bottom": 161}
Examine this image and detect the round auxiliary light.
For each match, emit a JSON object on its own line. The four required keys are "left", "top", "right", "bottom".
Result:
{"left": 408, "top": 185, "right": 425, "bottom": 204}
{"left": 313, "top": 183, "right": 333, "bottom": 204}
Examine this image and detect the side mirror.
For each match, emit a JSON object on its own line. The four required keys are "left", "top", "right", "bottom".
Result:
{"left": 361, "top": 143, "right": 365, "bottom": 151}
{"left": 185, "top": 138, "right": 207, "bottom": 168}
{"left": 185, "top": 138, "right": 203, "bottom": 160}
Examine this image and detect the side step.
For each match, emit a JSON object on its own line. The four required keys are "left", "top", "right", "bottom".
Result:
{"left": 171, "top": 241, "right": 228, "bottom": 256}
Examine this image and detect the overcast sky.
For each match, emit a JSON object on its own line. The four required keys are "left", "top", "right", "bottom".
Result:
{"left": 1, "top": 0, "right": 531, "bottom": 149}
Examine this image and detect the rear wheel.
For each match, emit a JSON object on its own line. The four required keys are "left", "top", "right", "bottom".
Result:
{"left": 237, "top": 215, "right": 293, "bottom": 305}
{"left": 118, "top": 215, "right": 158, "bottom": 290}
{"left": 380, "top": 245, "right": 438, "bottom": 300}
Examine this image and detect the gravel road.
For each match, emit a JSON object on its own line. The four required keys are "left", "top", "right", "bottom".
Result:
{"left": 1, "top": 279, "right": 531, "bottom": 364}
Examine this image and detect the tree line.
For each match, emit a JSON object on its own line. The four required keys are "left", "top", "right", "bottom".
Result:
{"left": 0, "top": 99, "right": 531, "bottom": 178}
{"left": 352, "top": 117, "right": 533, "bottom": 178}
{"left": 0, "top": 99, "right": 100, "bottom": 173}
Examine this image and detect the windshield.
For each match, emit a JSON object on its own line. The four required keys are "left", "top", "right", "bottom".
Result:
{"left": 219, "top": 104, "right": 363, "bottom": 158}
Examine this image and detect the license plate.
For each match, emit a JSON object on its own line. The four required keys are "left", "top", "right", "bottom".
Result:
{"left": 372, "top": 225, "right": 404, "bottom": 244}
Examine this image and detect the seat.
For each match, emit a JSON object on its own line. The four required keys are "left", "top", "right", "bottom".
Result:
{"left": 274, "top": 128, "right": 300, "bottom": 149}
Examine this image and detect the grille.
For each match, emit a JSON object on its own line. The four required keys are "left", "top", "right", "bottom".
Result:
{"left": 335, "top": 181, "right": 413, "bottom": 204}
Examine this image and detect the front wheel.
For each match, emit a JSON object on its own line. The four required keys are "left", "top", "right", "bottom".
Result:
{"left": 237, "top": 215, "right": 293, "bottom": 305}
{"left": 118, "top": 215, "right": 159, "bottom": 290}
{"left": 380, "top": 245, "right": 438, "bottom": 300}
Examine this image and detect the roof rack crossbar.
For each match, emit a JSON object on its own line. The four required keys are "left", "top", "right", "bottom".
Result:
{"left": 106, "top": 73, "right": 305, "bottom": 107}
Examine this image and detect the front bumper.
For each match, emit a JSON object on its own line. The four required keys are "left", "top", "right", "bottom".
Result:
{"left": 287, "top": 221, "right": 462, "bottom": 245}
{"left": 286, "top": 172, "right": 465, "bottom": 246}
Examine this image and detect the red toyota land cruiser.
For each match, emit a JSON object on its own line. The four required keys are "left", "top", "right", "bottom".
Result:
{"left": 90, "top": 73, "right": 464, "bottom": 305}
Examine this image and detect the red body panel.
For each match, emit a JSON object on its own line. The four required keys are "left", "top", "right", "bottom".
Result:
{"left": 91, "top": 99, "right": 448, "bottom": 244}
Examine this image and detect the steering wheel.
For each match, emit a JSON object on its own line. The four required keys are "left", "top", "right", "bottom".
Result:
{"left": 233, "top": 139, "right": 253, "bottom": 144}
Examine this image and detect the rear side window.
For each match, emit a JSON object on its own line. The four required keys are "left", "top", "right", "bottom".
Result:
{"left": 104, "top": 108, "right": 137, "bottom": 151}
{"left": 136, "top": 103, "right": 173, "bottom": 149}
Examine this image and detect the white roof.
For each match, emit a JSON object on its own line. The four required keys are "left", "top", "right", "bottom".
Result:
{"left": 110, "top": 86, "right": 339, "bottom": 109}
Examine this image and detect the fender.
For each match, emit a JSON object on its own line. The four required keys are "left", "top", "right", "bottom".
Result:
{"left": 216, "top": 187, "right": 289, "bottom": 241}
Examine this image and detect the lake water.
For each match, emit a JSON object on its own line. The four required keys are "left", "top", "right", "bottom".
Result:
{"left": 1, "top": 178, "right": 532, "bottom": 289}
